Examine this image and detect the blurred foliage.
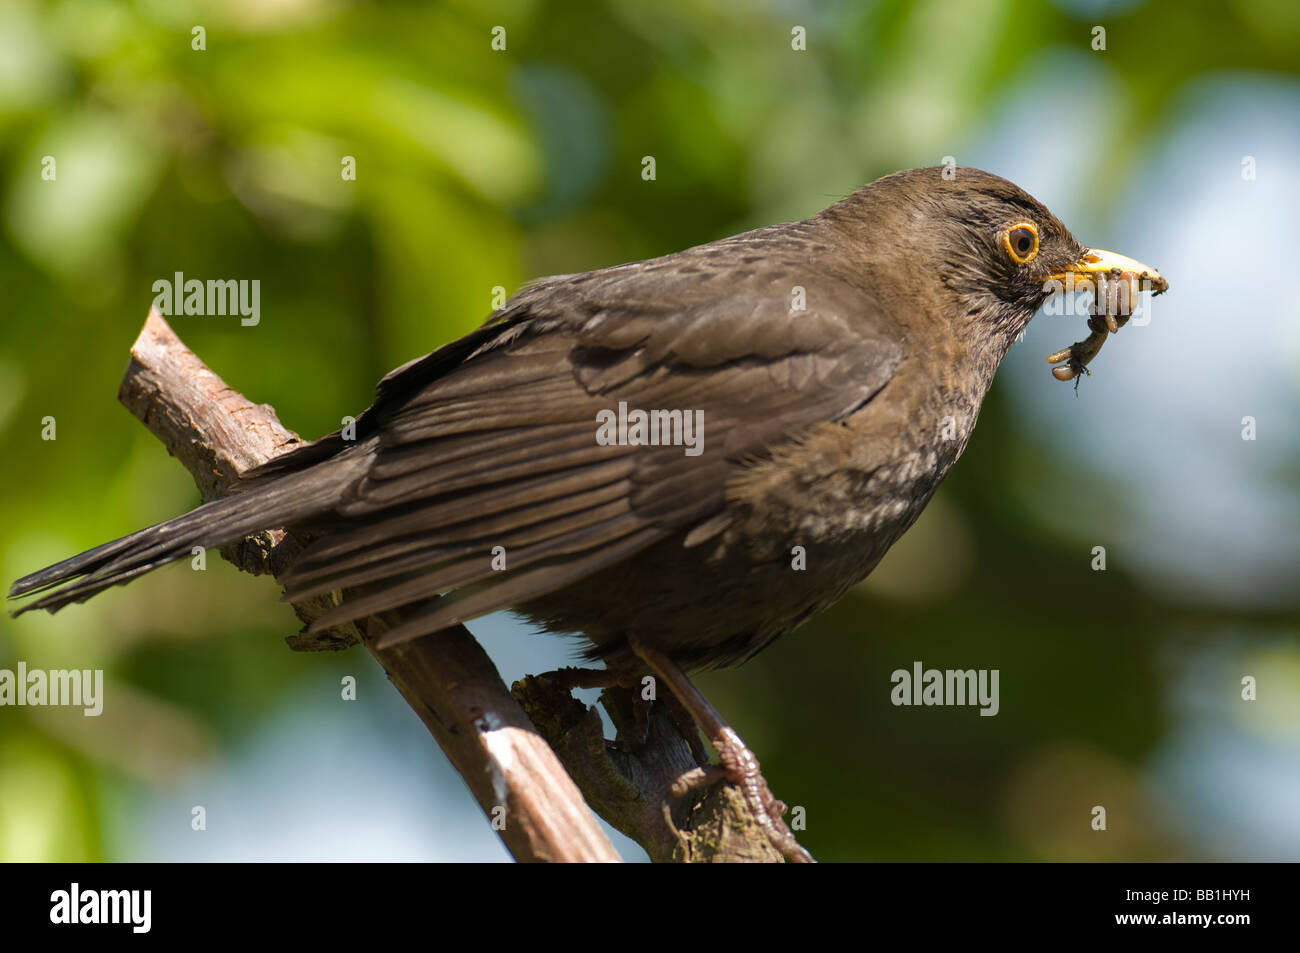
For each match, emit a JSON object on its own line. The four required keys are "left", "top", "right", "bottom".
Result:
{"left": 0, "top": 0, "right": 1296, "bottom": 861}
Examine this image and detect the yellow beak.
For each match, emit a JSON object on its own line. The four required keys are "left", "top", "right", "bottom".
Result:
{"left": 1047, "top": 248, "right": 1169, "bottom": 295}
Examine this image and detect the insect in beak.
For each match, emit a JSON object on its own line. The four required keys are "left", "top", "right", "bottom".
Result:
{"left": 1042, "top": 249, "right": 1168, "bottom": 385}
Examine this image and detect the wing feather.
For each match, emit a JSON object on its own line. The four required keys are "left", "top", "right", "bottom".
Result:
{"left": 283, "top": 229, "right": 904, "bottom": 642}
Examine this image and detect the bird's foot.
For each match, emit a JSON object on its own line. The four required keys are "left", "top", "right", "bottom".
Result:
{"left": 626, "top": 632, "right": 815, "bottom": 863}
{"left": 669, "top": 722, "right": 811, "bottom": 862}
{"left": 713, "top": 726, "right": 810, "bottom": 863}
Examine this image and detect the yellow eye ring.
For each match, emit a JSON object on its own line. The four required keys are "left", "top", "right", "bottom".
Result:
{"left": 1002, "top": 222, "right": 1039, "bottom": 264}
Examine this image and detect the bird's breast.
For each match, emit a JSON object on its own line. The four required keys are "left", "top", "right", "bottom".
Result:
{"left": 521, "top": 357, "right": 989, "bottom": 670}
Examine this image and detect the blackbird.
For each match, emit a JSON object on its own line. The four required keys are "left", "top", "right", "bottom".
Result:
{"left": 10, "top": 166, "right": 1167, "bottom": 861}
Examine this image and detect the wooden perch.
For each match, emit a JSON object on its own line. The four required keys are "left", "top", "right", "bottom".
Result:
{"left": 119, "top": 309, "right": 618, "bottom": 863}
{"left": 118, "top": 309, "right": 785, "bottom": 863}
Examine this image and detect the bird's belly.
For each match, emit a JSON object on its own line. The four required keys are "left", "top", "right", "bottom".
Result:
{"left": 516, "top": 537, "right": 866, "bottom": 670}
{"left": 517, "top": 448, "right": 947, "bottom": 671}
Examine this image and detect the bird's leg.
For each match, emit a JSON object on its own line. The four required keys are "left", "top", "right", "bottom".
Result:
{"left": 626, "top": 632, "right": 815, "bottom": 863}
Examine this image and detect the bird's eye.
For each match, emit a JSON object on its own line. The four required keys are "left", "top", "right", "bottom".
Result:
{"left": 1003, "top": 223, "right": 1039, "bottom": 264}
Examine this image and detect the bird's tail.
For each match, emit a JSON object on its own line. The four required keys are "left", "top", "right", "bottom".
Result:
{"left": 7, "top": 450, "right": 367, "bottom": 616}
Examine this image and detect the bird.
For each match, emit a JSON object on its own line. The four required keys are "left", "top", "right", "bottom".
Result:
{"left": 9, "top": 166, "right": 1167, "bottom": 861}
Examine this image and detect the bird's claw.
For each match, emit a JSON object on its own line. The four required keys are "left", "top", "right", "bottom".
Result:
{"left": 713, "top": 727, "right": 814, "bottom": 863}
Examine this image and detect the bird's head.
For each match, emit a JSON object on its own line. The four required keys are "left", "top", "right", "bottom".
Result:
{"left": 822, "top": 167, "right": 1167, "bottom": 370}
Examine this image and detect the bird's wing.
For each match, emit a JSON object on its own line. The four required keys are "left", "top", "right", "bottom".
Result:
{"left": 285, "top": 231, "right": 904, "bottom": 643}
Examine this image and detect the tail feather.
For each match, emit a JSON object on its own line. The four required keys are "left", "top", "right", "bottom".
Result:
{"left": 8, "top": 450, "right": 366, "bottom": 615}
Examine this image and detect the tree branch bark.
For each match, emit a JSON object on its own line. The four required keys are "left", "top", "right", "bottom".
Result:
{"left": 119, "top": 309, "right": 620, "bottom": 863}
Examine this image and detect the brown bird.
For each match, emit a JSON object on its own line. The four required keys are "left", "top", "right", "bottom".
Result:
{"left": 9, "top": 166, "right": 1167, "bottom": 861}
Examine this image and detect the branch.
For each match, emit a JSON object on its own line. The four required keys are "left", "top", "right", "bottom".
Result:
{"left": 118, "top": 309, "right": 619, "bottom": 863}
